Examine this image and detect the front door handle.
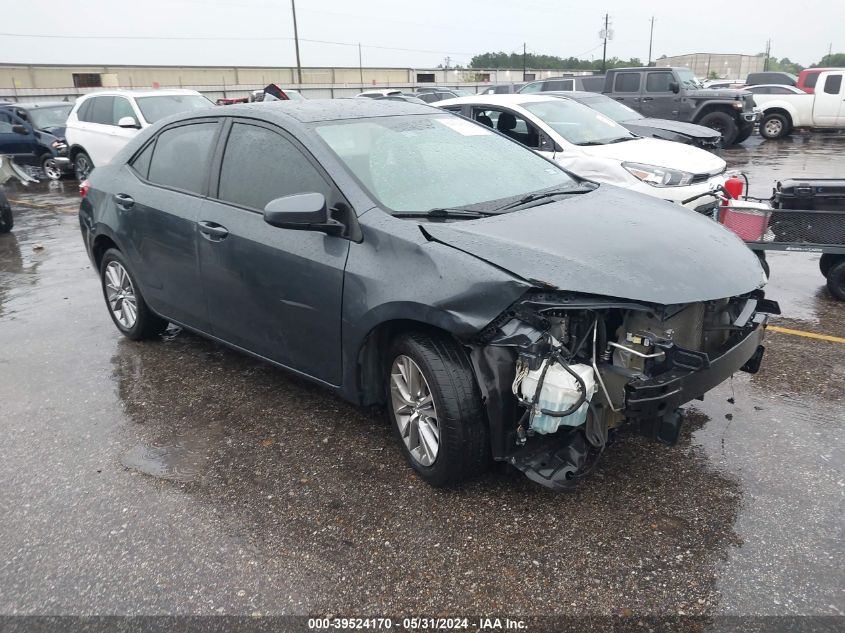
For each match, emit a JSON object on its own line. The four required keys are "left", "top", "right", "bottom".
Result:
{"left": 198, "top": 220, "right": 229, "bottom": 241}
{"left": 641, "top": 96, "right": 654, "bottom": 101}
{"left": 114, "top": 193, "right": 134, "bottom": 209}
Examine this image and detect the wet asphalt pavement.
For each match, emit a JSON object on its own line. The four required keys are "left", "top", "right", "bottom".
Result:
{"left": 0, "top": 133, "right": 843, "bottom": 626}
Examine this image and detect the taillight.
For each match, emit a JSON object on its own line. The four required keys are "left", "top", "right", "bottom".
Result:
{"left": 79, "top": 179, "right": 90, "bottom": 198}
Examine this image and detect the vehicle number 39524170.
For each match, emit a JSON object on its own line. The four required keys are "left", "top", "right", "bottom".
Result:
{"left": 307, "top": 617, "right": 471, "bottom": 629}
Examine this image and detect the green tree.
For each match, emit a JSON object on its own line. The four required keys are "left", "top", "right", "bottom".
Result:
{"left": 812, "top": 53, "right": 845, "bottom": 67}
{"left": 469, "top": 51, "right": 646, "bottom": 71}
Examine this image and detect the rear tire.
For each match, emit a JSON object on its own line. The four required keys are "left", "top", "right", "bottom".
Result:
{"left": 760, "top": 113, "right": 790, "bottom": 139}
{"left": 74, "top": 151, "right": 93, "bottom": 181}
{"left": 825, "top": 260, "right": 845, "bottom": 302}
{"left": 385, "top": 331, "right": 490, "bottom": 487}
{"left": 0, "top": 188, "right": 13, "bottom": 234}
{"left": 99, "top": 248, "right": 168, "bottom": 340}
{"left": 698, "top": 111, "right": 738, "bottom": 146}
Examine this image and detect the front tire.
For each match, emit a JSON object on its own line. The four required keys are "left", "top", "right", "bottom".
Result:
{"left": 826, "top": 260, "right": 845, "bottom": 302}
{"left": 74, "top": 151, "right": 93, "bottom": 181}
{"left": 0, "top": 188, "right": 13, "bottom": 234}
{"left": 99, "top": 248, "right": 168, "bottom": 340}
{"left": 760, "top": 113, "right": 790, "bottom": 139}
{"left": 734, "top": 124, "right": 754, "bottom": 144}
{"left": 41, "top": 155, "right": 63, "bottom": 181}
{"left": 698, "top": 111, "right": 739, "bottom": 146}
{"left": 386, "top": 331, "right": 489, "bottom": 487}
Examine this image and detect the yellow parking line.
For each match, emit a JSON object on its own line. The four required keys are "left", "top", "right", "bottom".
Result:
{"left": 768, "top": 325, "right": 845, "bottom": 344}
{"left": 9, "top": 198, "right": 55, "bottom": 209}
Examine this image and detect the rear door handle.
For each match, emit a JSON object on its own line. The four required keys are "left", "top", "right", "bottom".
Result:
{"left": 114, "top": 193, "right": 134, "bottom": 209}
{"left": 641, "top": 97, "right": 654, "bottom": 101}
{"left": 198, "top": 220, "right": 229, "bottom": 241}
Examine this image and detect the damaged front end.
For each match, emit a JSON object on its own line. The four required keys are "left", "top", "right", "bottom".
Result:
{"left": 469, "top": 290, "right": 780, "bottom": 491}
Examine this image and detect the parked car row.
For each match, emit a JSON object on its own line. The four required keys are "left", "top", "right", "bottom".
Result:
{"left": 77, "top": 98, "right": 776, "bottom": 491}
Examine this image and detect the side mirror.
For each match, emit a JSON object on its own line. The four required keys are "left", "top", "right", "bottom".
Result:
{"left": 11, "top": 124, "right": 29, "bottom": 135}
{"left": 669, "top": 81, "right": 680, "bottom": 94}
{"left": 263, "top": 192, "right": 343, "bottom": 236}
{"left": 118, "top": 116, "right": 140, "bottom": 129}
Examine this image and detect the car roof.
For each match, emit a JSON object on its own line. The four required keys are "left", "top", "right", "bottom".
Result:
{"left": 78, "top": 89, "right": 203, "bottom": 99}
{"left": 541, "top": 90, "right": 606, "bottom": 99}
{"left": 1, "top": 101, "right": 71, "bottom": 110}
{"left": 190, "top": 99, "right": 436, "bottom": 123}
{"left": 434, "top": 94, "right": 562, "bottom": 107}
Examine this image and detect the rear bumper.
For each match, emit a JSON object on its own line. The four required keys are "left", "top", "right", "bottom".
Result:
{"left": 624, "top": 322, "right": 766, "bottom": 419}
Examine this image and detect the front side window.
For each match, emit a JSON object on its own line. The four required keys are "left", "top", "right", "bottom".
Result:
{"left": 147, "top": 122, "right": 218, "bottom": 194}
{"left": 823, "top": 74, "right": 843, "bottom": 95}
{"left": 314, "top": 113, "right": 576, "bottom": 213}
{"left": 614, "top": 73, "right": 641, "bottom": 93}
{"left": 645, "top": 72, "right": 674, "bottom": 92}
{"left": 134, "top": 94, "right": 213, "bottom": 124}
{"left": 543, "top": 80, "right": 574, "bottom": 91}
{"left": 519, "top": 82, "right": 543, "bottom": 93}
{"left": 218, "top": 122, "right": 329, "bottom": 210}
{"left": 113, "top": 97, "right": 136, "bottom": 125}
{"left": 521, "top": 99, "right": 634, "bottom": 146}
{"left": 580, "top": 96, "right": 642, "bottom": 122}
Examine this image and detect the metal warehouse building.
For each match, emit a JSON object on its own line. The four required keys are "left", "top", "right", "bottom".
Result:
{"left": 656, "top": 53, "right": 765, "bottom": 80}
{"left": 0, "top": 64, "right": 587, "bottom": 102}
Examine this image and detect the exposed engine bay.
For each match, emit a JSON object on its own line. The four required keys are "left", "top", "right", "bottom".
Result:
{"left": 470, "top": 290, "right": 780, "bottom": 491}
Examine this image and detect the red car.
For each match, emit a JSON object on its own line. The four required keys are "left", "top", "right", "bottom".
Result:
{"left": 797, "top": 67, "right": 844, "bottom": 94}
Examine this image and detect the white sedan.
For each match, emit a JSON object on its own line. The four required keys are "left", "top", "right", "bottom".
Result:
{"left": 435, "top": 94, "right": 728, "bottom": 210}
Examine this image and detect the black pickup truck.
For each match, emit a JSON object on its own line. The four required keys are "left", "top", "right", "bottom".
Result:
{"left": 601, "top": 67, "right": 759, "bottom": 146}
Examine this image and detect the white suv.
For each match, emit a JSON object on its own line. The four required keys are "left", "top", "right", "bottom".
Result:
{"left": 65, "top": 89, "right": 213, "bottom": 179}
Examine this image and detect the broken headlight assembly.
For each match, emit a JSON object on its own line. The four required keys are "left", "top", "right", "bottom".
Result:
{"left": 623, "top": 161, "right": 695, "bottom": 187}
{"left": 472, "top": 291, "right": 779, "bottom": 491}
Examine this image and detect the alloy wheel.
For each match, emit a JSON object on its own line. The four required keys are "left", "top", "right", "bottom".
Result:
{"left": 764, "top": 119, "right": 783, "bottom": 137}
{"left": 75, "top": 155, "right": 91, "bottom": 180}
{"left": 390, "top": 355, "right": 440, "bottom": 467}
{"left": 42, "top": 158, "right": 62, "bottom": 181}
{"left": 104, "top": 261, "right": 138, "bottom": 329}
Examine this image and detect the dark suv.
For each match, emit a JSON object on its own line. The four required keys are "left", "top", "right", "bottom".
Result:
{"left": 0, "top": 102, "right": 73, "bottom": 180}
{"left": 601, "top": 67, "right": 759, "bottom": 145}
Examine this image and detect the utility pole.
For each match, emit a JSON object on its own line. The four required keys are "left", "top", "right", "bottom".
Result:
{"left": 647, "top": 16, "right": 655, "bottom": 66}
{"left": 291, "top": 0, "right": 302, "bottom": 85}
{"left": 601, "top": 14, "right": 610, "bottom": 73}
{"left": 522, "top": 43, "right": 527, "bottom": 81}
{"left": 764, "top": 38, "right": 771, "bottom": 71}
{"left": 828, "top": 42, "right": 833, "bottom": 62}
{"left": 358, "top": 43, "right": 363, "bottom": 86}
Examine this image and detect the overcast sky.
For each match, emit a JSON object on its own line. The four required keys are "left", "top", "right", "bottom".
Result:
{"left": 1, "top": 0, "right": 839, "bottom": 70}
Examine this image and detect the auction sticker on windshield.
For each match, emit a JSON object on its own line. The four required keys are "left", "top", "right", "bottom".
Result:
{"left": 436, "top": 117, "right": 492, "bottom": 135}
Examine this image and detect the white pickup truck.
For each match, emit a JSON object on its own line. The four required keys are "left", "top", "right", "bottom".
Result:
{"left": 755, "top": 70, "right": 845, "bottom": 138}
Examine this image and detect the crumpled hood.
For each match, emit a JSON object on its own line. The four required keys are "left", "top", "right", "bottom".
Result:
{"left": 422, "top": 185, "right": 764, "bottom": 305}
{"left": 624, "top": 118, "right": 720, "bottom": 140}
{"left": 578, "top": 137, "right": 726, "bottom": 174}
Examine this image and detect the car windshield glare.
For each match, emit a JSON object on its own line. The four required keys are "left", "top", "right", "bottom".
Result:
{"left": 521, "top": 99, "right": 634, "bottom": 145}
{"left": 314, "top": 114, "right": 577, "bottom": 214}
{"left": 28, "top": 105, "right": 72, "bottom": 129}
{"left": 579, "top": 96, "right": 642, "bottom": 122}
{"left": 135, "top": 95, "right": 214, "bottom": 123}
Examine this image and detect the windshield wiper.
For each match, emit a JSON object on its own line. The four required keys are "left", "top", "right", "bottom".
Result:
{"left": 494, "top": 185, "right": 595, "bottom": 212}
{"left": 393, "top": 207, "right": 493, "bottom": 220}
{"left": 574, "top": 140, "right": 607, "bottom": 146}
{"left": 607, "top": 136, "right": 637, "bottom": 143}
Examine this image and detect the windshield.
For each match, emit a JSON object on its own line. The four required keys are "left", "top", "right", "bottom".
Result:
{"left": 577, "top": 96, "right": 642, "bottom": 122}
{"left": 285, "top": 90, "right": 305, "bottom": 101}
{"left": 315, "top": 113, "right": 577, "bottom": 214}
{"left": 135, "top": 94, "right": 214, "bottom": 123}
{"left": 676, "top": 69, "right": 703, "bottom": 89}
{"left": 521, "top": 99, "right": 635, "bottom": 145}
{"left": 28, "top": 105, "right": 72, "bottom": 129}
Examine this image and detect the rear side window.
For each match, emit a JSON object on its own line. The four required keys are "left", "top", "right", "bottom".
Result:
{"left": 804, "top": 72, "right": 819, "bottom": 89}
{"left": 614, "top": 73, "right": 640, "bottom": 93}
{"left": 130, "top": 141, "right": 155, "bottom": 179}
{"left": 823, "top": 74, "right": 842, "bottom": 95}
{"left": 645, "top": 72, "right": 674, "bottom": 92}
{"left": 147, "top": 122, "right": 218, "bottom": 194}
{"left": 218, "top": 122, "right": 329, "bottom": 210}
{"left": 543, "top": 80, "right": 573, "bottom": 91}
{"left": 89, "top": 96, "right": 115, "bottom": 125}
